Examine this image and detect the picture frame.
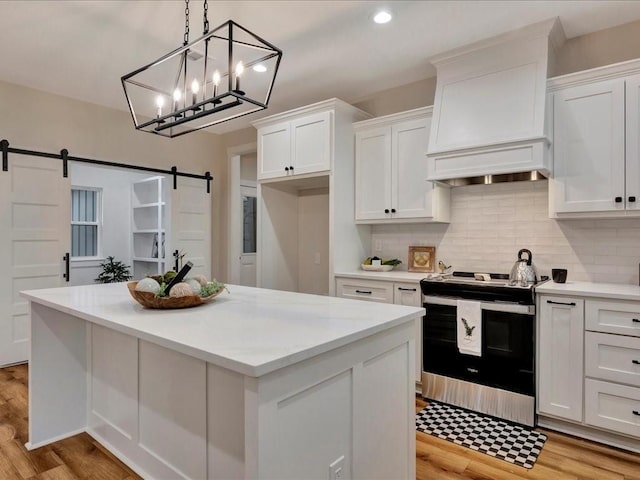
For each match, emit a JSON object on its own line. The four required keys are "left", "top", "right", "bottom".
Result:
{"left": 408, "top": 246, "right": 436, "bottom": 273}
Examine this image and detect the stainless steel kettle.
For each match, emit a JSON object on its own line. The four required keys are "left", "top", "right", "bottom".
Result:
{"left": 509, "top": 249, "right": 538, "bottom": 286}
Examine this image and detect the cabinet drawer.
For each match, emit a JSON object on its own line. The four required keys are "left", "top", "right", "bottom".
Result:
{"left": 585, "top": 378, "right": 640, "bottom": 438}
{"left": 393, "top": 282, "right": 421, "bottom": 307}
{"left": 335, "top": 279, "right": 393, "bottom": 303}
{"left": 586, "top": 332, "right": 640, "bottom": 387}
{"left": 586, "top": 300, "right": 640, "bottom": 337}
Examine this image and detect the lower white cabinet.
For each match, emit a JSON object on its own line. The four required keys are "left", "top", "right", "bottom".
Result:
{"left": 538, "top": 291, "right": 640, "bottom": 446}
{"left": 336, "top": 277, "right": 423, "bottom": 383}
{"left": 538, "top": 295, "right": 585, "bottom": 422}
{"left": 585, "top": 379, "right": 640, "bottom": 438}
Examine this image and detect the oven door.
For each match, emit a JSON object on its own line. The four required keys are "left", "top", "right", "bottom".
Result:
{"left": 422, "top": 296, "right": 535, "bottom": 396}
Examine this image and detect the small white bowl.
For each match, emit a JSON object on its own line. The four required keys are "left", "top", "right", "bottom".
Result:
{"left": 361, "top": 264, "right": 394, "bottom": 272}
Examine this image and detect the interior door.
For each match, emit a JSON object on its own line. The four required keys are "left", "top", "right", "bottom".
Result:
{"left": 170, "top": 176, "right": 211, "bottom": 279}
{"left": 239, "top": 185, "right": 257, "bottom": 287}
{"left": 0, "top": 154, "right": 70, "bottom": 366}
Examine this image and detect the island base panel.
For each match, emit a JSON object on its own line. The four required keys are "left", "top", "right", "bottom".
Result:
{"left": 29, "top": 303, "right": 417, "bottom": 479}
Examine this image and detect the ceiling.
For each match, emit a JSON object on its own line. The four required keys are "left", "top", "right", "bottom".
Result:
{"left": 2, "top": 0, "right": 640, "bottom": 135}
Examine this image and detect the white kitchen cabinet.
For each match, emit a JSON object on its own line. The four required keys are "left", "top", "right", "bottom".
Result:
{"left": 335, "top": 276, "right": 423, "bottom": 383}
{"left": 254, "top": 99, "right": 371, "bottom": 296}
{"left": 256, "top": 111, "right": 331, "bottom": 181}
{"left": 354, "top": 107, "right": 450, "bottom": 223}
{"left": 538, "top": 295, "right": 585, "bottom": 422}
{"left": 585, "top": 379, "right": 640, "bottom": 438}
{"left": 548, "top": 61, "right": 640, "bottom": 217}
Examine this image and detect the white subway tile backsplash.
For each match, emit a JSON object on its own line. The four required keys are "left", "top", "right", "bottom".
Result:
{"left": 372, "top": 180, "right": 640, "bottom": 285}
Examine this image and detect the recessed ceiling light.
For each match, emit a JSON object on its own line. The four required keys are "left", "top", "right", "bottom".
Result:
{"left": 373, "top": 10, "right": 392, "bottom": 24}
{"left": 253, "top": 64, "right": 267, "bottom": 73}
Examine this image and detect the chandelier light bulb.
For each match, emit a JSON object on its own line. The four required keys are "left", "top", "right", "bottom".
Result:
{"left": 173, "top": 88, "right": 182, "bottom": 102}
{"left": 191, "top": 79, "right": 200, "bottom": 94}
{"left": 212, "top": 70, "right": 221, "bottom": 86}
{"left": 234, "top": 62, "right": 245, "bottom": 93}
{"left": 156, "top": 95, "right": 164, "bottom": 118}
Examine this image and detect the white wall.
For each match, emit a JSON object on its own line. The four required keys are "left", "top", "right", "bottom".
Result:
{"left": 372, "top": 180, "right": 640, "bottom": 285}
{"left": 298, "top": 189, "right": 329, "bottom": 296}
{"left": 69, "top": 164, "right": 153, "bottom": 286}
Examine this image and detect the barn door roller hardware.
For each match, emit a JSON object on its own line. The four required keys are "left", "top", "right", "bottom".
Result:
{"left": 0, "top": 139, "right": 213, "bottom": 193}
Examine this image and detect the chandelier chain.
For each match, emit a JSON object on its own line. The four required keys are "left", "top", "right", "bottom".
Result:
{"left": 183, "top": 0, "right": 190, "bottom": 45}
{"left": 203, "top": 0, "right": 209, "bottom": 34}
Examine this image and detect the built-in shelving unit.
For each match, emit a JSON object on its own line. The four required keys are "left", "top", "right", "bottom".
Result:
{"left": 131, "top": 176, "right": 166, "bottom": 278}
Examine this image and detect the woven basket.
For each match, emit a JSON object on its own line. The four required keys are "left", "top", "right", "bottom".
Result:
{"left": 127, "top": 281, "right": 224, "bottom": 309}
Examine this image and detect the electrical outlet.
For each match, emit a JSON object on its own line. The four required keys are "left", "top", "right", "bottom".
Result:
{"left": 374, "top": 239, "right": 382, "bottom": 251}
{"left": 314, "top": 252, "right": 321, "bottom": 265}
{"left": 329, "top": 456, "right": 345, "bottom": 480}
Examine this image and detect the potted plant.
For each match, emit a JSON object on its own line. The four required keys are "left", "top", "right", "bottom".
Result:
{"left": 95, "top": 256, "right": 133, "bottom": 283}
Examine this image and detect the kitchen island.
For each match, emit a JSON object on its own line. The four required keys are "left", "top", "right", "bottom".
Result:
{"left": 21, "top": 283, "right": 423, "bottom": 480}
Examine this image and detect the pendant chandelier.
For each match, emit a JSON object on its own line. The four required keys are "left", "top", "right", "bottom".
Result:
{"left": 122, "top": 0, "right": 282, "bottom": 138}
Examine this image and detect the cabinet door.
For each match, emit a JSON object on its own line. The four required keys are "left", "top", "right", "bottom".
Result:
{"left": 355, "top": 126, "right": 392, "bottom": 221}
{"left": 391, "top": 117, "right": 433, "bottom": 219}
{"left": 625, "top": 75, "right": 640, "bottom": 210}
{"left": 538, "top": 296, "right": 584, "bottom": 422}
{"left": 552, "top": 79, "right": 625, "bottom": 213}
{"left": 291, "top": 111, "right": 331, "bottom": 176}
{"left": 393, "top": 282, "right": 422, "bottom": 383}
{"left": 258, "top": 121, "right": 291, "bottom": 180}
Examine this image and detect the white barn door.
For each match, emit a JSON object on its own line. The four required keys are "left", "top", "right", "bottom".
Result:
{"left": 170, "top": 177, "right": 211, "bottom": 279}
{"left": 0, "top": 155, "right": 70, "bottom": 366}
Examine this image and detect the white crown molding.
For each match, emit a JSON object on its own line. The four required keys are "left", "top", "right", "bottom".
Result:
{"left": 547, "top": 58, "right": 640, "bottom": 91}
{"left": 251, "top": 98, "right": 371, "bottom": 127}
{"left": 352, "top": 106, "right": 433, "bottom": 130}
{"left": 429, "top": 17, "right": 563, "bottom": 67}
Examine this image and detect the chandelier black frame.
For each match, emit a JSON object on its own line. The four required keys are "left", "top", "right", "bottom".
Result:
{"left": 121, "top": 0, "right": 282, "bottom": 138}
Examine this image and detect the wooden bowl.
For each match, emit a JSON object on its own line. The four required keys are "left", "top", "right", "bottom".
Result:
{"left": 127, "top": 281, "right": 225, "bottom": 309}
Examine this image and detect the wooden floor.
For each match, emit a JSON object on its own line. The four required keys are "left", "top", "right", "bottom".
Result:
{"left": 415, "top": 397, "right": 640, "bottom": 480}
{"left": 1, "top": 364, "right": 639, "bottom": 479}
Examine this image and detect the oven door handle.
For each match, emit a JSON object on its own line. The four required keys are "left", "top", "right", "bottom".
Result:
{"left": 422, "top": 295, "right": 535, "bottom": 315}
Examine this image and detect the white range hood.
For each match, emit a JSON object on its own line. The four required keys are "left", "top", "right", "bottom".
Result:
{"left": 426, "top": 18, "right": 565, "bottom": 183}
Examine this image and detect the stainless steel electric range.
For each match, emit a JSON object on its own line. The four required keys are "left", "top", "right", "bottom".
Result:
{"left": 420, "top": 271, "right": 547, "bottom": 427}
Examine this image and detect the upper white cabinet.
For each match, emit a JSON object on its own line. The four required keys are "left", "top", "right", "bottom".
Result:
{"left": 549, "top": 60, "right": 640, "bottom": 217}
{"left": 256, "top": 110, "right": 332, "bottom": 181}
{"left": 253, "top": 99, "right": 372, "bottom": 297}
{"left": 354, "top": 108, "right": 450, "bottom": 223}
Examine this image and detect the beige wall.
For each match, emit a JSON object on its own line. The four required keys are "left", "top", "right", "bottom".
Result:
{"left": 556, "top": 19, "right": 640, "bottom": 77}
{"left": 0, "top": 79, "right": 229, "bottom": 281}
{"left": 349, "top": 19, "right": 640, "bottom": 118}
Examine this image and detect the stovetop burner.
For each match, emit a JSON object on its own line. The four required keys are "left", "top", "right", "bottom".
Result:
{"left": 421, "top": 271, "right": 548, "bottom": 305}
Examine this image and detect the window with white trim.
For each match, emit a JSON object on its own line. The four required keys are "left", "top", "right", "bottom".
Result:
{"left": 71, "top": 188, "right": 102, "bottom": 258}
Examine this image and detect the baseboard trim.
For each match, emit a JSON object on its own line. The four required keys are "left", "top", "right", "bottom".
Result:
{"left": 537, "top": 415, "right": 640, "bottom": 453}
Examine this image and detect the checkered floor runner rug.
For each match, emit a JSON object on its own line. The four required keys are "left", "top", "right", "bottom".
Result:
{"left": 416, "top": 401, "right": 547, "bottom": 469}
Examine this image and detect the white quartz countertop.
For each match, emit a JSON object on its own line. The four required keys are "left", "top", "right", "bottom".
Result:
{"left": 535, "top": 281, "right": 640, "bottom": 301}
{"left": 334, "top": 270, "right": 429, "bottom": 283}
{"left": 21, "top": 283, "right": 424, "bottom": 378}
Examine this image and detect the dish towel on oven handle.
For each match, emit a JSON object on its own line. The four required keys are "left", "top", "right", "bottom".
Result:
{"left": 457, "top": 300, "right": 482, "bottom": 357}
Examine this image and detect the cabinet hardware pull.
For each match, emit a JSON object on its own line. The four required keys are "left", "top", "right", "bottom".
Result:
{"left": 355, "top": 290, "right": 372, "bottom": 294}
{"left": 633, "top": 410, "right": 640, "bottom": 416}
{"left": 615, "top": 196, "right": 623, "bottom": 203}
{"left": 284, "top": 166, "right": 289, "bottom": 172}
{"left": 62, "top": 253, "right": 70, "bottom": 282}
{"left": 633, "top": 318, "right": 640, "bottom": 323}
{"left": 630, "top": 196, "right": 637, "bottom": 203}
{"left": 289, "top": 165, "right": 294, "bottom": 171}
{"left": 398, "top": 287, "right": 417, "bottom": 292}
{"left": 391, "top": 208, "right": 396, "bottom": 213}
{"left": 546, "top": 300, "right": 576, "bottom": 306}
{"left": 632, "top": 360, "right": 640, "bottom": 365}
{"left": 384, "top": 209, "right": 390, "bottom": 214}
